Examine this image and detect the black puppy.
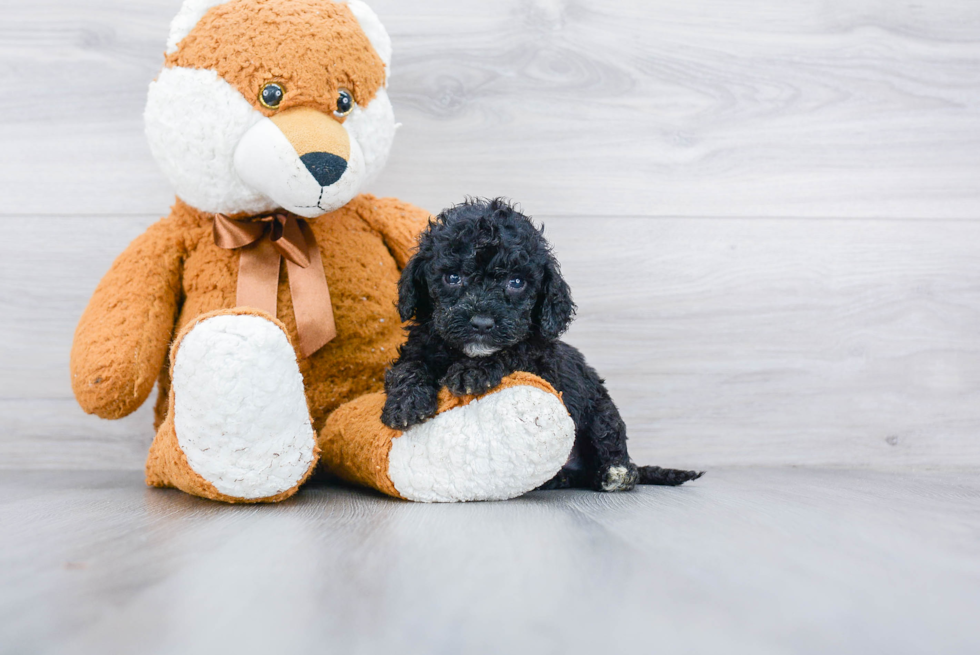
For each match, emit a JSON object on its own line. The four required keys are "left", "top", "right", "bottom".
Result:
{"left": 381, "top": 198, "right": 703, "bottom": 491}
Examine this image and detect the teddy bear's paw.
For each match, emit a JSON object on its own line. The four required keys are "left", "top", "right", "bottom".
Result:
{"left": 386, "top": 384, "right": 575, "bottom": 502}
{"left": 172, "top": 313, "right": 317, "bottom": 500}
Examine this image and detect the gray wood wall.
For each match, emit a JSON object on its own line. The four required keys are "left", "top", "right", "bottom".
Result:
{"left": 2, "top": 0, "right": 979, "bottom": 470}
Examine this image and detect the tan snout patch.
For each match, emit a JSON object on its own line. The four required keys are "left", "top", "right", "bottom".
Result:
{"left": 271, "top": 107, "right": 351, "bottom": 161}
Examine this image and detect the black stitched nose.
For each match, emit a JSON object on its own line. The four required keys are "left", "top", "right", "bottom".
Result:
{"left": 300, "top": 152, "right": 348, "bottom": 187}
{"left": 470, "top": 315, "right": 495, "bottom": 332}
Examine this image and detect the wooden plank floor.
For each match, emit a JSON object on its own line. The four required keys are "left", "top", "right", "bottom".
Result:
{"left": 2, "top": 468, "right": 978, "bottom": 654}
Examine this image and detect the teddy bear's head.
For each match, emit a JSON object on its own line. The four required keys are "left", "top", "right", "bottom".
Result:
{"left": 145, "top": 0, "right": 396, "bottom": 218}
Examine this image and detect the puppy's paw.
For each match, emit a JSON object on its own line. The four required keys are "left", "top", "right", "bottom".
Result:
{"left": 597, "top": 462, "right": 640, "bottom": 492}
{"left": 381, "top": 387, "right": 439, "bottom": 430}
{"left": 442, "top": 361, "right": 504, "bottom": 397}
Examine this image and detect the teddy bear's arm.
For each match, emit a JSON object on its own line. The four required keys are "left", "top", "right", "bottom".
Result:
{"left": 358, "top": 196, "right": 431, "bottom": 269}
{"left": 70, "top": 219, "right": 184, "bottom": 420}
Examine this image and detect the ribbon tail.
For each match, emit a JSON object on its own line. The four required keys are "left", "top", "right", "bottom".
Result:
{"left": 288, "top": 221, "right": 337, "bottom": 358}
{"left": 237, "top": 238, "right": 282, "bottom": 318}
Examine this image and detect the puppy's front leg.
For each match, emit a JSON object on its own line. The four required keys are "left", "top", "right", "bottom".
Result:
{"left": 442, "top": 353, "right": 510, "bottom": 396}
{"left": 382, "top": 361, "right": 440, "bottom": 429}
{"left": 582, "top": 386, "right": 640, "bottom": 492}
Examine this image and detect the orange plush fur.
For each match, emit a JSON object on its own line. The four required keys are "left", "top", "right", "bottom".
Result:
{"left": 166, "top": 0, "right": 387, "bottom": 119}
{"left": 71, "top": 195, "right": 428, "bottom": 501}
{"left": 71, "top": 195, "right": 427, "bottom": 431}
{"left": 69, "top": 0, "right": 432, "bottom": 503}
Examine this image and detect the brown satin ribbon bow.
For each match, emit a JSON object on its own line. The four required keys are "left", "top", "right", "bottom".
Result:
{"left": 213, "top": 212, "right": 336, "bottom": 358}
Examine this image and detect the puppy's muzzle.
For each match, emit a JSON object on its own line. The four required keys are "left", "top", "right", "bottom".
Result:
{"left": 470, "top": 315, "right": 495, "bottom": 333}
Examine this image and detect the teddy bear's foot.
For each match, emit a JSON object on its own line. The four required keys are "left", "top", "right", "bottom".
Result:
{"left": 320, "top": 373, "right": 576, "bottom": 503}
{"left": 146, "top": 310, "right": 318, "bottom": 503}
{"left": 389, "top": 381, "right": 575, "bottom": 502}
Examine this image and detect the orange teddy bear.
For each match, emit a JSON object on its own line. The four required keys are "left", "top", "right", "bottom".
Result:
{"left": 70, "top": 0, "right": 574, "bottom": 503}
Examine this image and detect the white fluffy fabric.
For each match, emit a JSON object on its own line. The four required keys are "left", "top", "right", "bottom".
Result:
{"left": 145, "top": 66, "right": 277, "bottom": 216}
{"left": 172, "top": 314, "right": 317, "bottom": 500}
{"left": 387, "top": 386, "right": 576, "bottom": 503}
{"left": 340, "top": 87, "right": 396, "bottom": 190}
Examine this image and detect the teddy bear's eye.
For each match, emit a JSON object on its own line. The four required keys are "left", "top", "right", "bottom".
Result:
{"left": 444, "top": 273, "right": 462, "bottom": 286}
{"left": 259, "top": 83, "right": 285, "bottom": 109}
{"left": 334, "top": 88, "right": 355, "bottom": 118}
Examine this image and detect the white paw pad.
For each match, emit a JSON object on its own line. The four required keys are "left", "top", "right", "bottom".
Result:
{"left": 173, "top": 314, "right": 316, "bottom": 500}
{"left": 601, "top": 465, "right": 633, "bottom": 491}
{"left": 387, "top": 385, "right": 576, "bottom": 503}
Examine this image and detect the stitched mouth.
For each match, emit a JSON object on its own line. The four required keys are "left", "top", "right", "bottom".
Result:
{"left": 295, "top": 187, "right": 329, "bottom": 212}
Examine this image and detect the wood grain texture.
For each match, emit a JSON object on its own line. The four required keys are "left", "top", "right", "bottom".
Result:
{"left": 1, "top": 468, "right": 978, "bottom": 654}
{"left": 0, "top": 0, "right": 978, "bottom": 217}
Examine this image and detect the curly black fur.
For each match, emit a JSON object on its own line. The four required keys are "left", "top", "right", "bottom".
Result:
{"left": 382, "top": 198, "right": 704, "bottom": 491}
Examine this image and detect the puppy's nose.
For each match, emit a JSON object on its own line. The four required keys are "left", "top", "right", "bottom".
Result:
{"left": 470, "top": 315, "right": 495, "bottom": 332}
{"left": 300, "top": 152, "right": 348, "bottom": 187}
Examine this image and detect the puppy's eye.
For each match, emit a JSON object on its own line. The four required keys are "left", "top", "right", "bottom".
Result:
{"left": 444, "top": 273, "right": 462, "bottom": 286}
{"left": 334, "top": 88, "right": 355, "bottom": 118}
{"left": 259, "top": 82, "right": 285, "bottom": 109}
{"left": 507, "top": 278, "right": 526, "bottom": 291}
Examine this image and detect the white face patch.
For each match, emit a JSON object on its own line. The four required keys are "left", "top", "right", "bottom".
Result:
{"left": 387, "top": 385, "right": 575, "bottom": 502}
{"left": 145, "top": 66, "right": 278, "bottom": 216}
{"left": 463, "top": 343, "right": 501, "bottom": 358}
{"left": 343, "top": 87, "right": 396, "bottom": 187}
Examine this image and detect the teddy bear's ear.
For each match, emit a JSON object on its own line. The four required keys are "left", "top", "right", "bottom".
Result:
{"left": 166, "top": 0, "right": 230, "bottom": 54}
{"left": 166, "top": 1, "right": 393, "bottom": 77}
{"left": 397, "top": 251, "right": 432, "bottom": 323}
{"left": 346, "top": 1, "right": 392, "bottom": 72}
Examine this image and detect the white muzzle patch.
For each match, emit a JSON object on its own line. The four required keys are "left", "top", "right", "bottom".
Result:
{"left": 463, "top": 343, "right": 501, "bottom": 358}
{"left": 233, "top": 118, "right": 366, "bottom": 218}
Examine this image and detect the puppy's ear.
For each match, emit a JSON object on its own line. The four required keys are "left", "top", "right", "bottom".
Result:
{"left": 397, "top": 251, "right": 431, "bottom": 322}
{"left": 537, "top": 254, "right": 576, "bottom": 340}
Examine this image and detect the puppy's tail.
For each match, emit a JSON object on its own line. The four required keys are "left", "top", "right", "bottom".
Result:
{"left": 637, "top": 466, "right": 705, "bottom": 486}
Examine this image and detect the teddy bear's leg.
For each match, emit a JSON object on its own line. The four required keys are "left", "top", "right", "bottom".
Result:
{"left": 145, "top": 309, "right": 319, "bottom": 503}
{"left": 319, "top": 373, "right": 575, "bottom": 502}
